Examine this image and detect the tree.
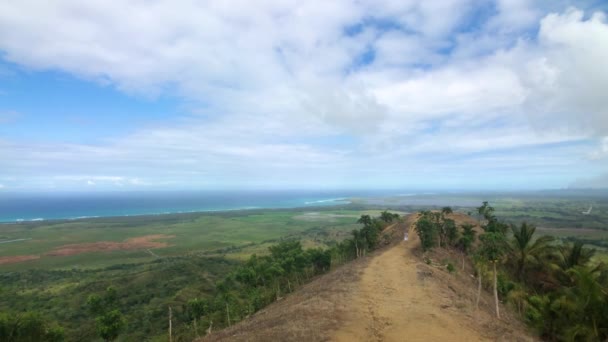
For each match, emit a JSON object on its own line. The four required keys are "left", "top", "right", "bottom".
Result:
{"left": 95, "top": 310, "right": 125, "bottom": 342}
{"left": 188, "top": 298, "right": 210, "bottom": 337}
{"left": 441, "top": 206, "right": 453, "bottom": 216}
{"left": 477, "top": 201, "right": 494, "bottom": 224}
{"left": 557, "top": 241, "right": 595, "bottom": 271}
{"left": 559, "top": 265, "right": 608, "bottom": 341}
{"left": 352, "top": 229, "right": 363, "bottom": 258}
{"left": 459, "top": 224, "right": 476, "bottom": 254}
{"left": 458, "top": 223, "right": 476, "bottom": 270}
{"left": 443, "top": 218, "right": 458, "bottom": 247}
{"left": 415, "top": 212, "right": 437, "bottom": 251}
{"left": 380, "top": 210, "right": 394, "bottom": 223}
{"left": 508, "top": 223, "right": 554, "bottom": 283}
{"left": 479, "top": 232, "right": 507, "bottom": 318}
{"left": 0, "top": 312, "right": 64, "bottom": 342}
{"left": 307, "top": 248, "right": 331, "bottom": 274}
{"left": 87, "top": 287, "right": 125, "bottom": 341}
{"left": 357, "top": 215, "right": 373, "bottom": 227}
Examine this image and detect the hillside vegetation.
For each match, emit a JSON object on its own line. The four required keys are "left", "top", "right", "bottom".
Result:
{"left": 413, "top": 204, "right": 608, "bottom": 341}
{"left": 0, "top": 208, "right": 399, "bottom": 341}
{"left": 2, "top": 202, "right": 607, "bottom": 341}
{"left": 200, "top": 204, "right": 608, "bottom": 342}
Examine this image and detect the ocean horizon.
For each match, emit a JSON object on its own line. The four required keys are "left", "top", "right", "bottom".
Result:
{"left": 0, "top": 190, "right": 402, "bottom": 223}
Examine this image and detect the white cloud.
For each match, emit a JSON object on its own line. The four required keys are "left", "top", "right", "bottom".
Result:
{"left": 589, "top": 137, "right": 608, "bottom": 160}
{"left": 0, "top": 1, "right": 606, "bottom": 189}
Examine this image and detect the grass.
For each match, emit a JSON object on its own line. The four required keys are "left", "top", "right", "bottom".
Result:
{"left": 0, "top": 207, "right": 405, "bottom": 271}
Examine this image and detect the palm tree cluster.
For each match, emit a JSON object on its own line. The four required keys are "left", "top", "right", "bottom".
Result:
{"left": 418, "top": 202, "right": 608, "bottom": 341}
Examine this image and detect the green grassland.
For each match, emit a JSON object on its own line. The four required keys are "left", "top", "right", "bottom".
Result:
{"left": 0, "top": 208, "right": 403, "bottom": 271}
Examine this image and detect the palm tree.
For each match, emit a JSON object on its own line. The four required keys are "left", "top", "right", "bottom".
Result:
{"left": 557, "top": 241, "right": 595, "bottom": 271}
{"left": 559, "top": 265, "right": 608, "bottom": 341}
{"left": 508, "top": 223, "right": 554, "bottom": 283}
{"left": 549, "top": 241, "right": 596, "bottom": 288}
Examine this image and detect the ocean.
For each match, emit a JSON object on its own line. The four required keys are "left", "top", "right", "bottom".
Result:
{"left": 0, "top": 190, "right": 396, "bottom": 223}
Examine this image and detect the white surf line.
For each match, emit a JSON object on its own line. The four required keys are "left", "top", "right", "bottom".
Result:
{"left": 0, "top": 238, "right": 32, "bottom": 244}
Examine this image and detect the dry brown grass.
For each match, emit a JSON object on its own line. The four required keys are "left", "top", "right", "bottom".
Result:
{"left": 0, "top": 254, "right": 40, "bottom": 265}
{"left": 45, "top": 234, "right": 174, "bottom": 257}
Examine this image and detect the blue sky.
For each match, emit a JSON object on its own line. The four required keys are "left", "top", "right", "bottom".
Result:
{"left": 0, "top": 0, "right": 607, "bottom": 191}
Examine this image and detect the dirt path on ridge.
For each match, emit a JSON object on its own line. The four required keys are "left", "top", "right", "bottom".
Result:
{"left": 333, "top": 226, "right": 489, "bottom": 341}
{"left": 202, "top": 214, "right": 531, "bottom": 342}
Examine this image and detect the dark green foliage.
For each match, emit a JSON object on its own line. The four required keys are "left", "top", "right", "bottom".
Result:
{"left": 95, "top": 310, "right": 125, "bottom": 342}
{"left": 0, "top": 311, "right": 64, "bottom": 342}
{"left": 414, "top": 211, "right": 458, "bottom": 251}
{"left": 180, "top": 213, "right": 398, "bottom": 334}
{"left": 415, "top": 212, "right": 438, "bottom": 251}
{"left": 0, "top": 256, "right": 234, "bottom": 341}
{"left": 184, "top": 238, "right": 348, "bottom": 333}
{"left": 443, "top": 219, "right": 458, "bottom": 247}
{"left": 507, "top": 223, "right": 554, "bottom": 283}
{"left": 479, "top": 232, "right": 507, "bottom": 262}
{"left": 356, "top": 214, "right": 373, "bottom": 227}
{"left": 446, "top": 263, "right": 456, "bottom": 273}
{"left": 380, "top": 210, "right": 400, "bottom": 223}
{"left": 477, "top": 201, "right": 495, "bottom": 222}
{"left": 458, "top": 223, "right": 476, "bottom": 254}
{"left": 87, "top": 287, "right": 125, "bottom": 341}
{"left": 462, "top": 202, "right": 608, "bottom": 341}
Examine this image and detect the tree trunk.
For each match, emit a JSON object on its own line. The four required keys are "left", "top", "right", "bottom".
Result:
{"left": 493, "top": 262, "right": 500, "bottom": 319}
{"left": 226, "top": 303, "right": 231, "bottom": 326}
{"left": 168, "top": 306, "right": 173, "bottom": 342}
{"left": 193, "top": 317, "right": 199, "bottom": 338}
{"left": 462, "top": 251, "right": 465, "bottom": 271}
{"left": 206, "top": 320, "right": 213, "bottom": 335}
{"left": 476, "top": 267, "right": 481, "bottom": 310}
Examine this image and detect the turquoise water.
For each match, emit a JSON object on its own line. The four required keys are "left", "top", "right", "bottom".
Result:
{"left": 0, "top": 190, "right": 395, "bottom": 222}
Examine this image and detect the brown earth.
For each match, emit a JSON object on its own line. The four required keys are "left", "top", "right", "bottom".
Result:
{"left": 333, "top": 212, "right": 530, "bottom": 342}
{"left": 45, "top": 234, "right": 174, "bottom": 257}
{"left": 0, "top": 255, "right": 40, "bottom": 265}
{"left": 201, "top": 213, "right": 533, "bottom": 342}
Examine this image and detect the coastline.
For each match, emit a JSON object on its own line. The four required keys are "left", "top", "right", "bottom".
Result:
{"left": 0, "top": 198, "right": 353, "bottom": 224}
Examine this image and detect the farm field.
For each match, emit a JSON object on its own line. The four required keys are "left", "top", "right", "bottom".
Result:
{"left": 0, "top": 207, "right": 405, "bottom": 271}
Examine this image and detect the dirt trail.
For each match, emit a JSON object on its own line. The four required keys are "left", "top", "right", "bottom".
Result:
{"left": 203, "top": 214, "right": 531, "bottom": 342}
{"left": 334, "top": 227, "right": 489, "bottom": 341}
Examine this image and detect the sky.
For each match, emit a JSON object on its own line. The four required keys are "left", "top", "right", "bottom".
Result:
{"left": 0, "top": 0, "right": 608, "bottom": 192}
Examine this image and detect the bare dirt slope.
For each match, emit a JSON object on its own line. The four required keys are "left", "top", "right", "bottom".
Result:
{"left": 202, "top": 214, "right": 532, "bottom": 342}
